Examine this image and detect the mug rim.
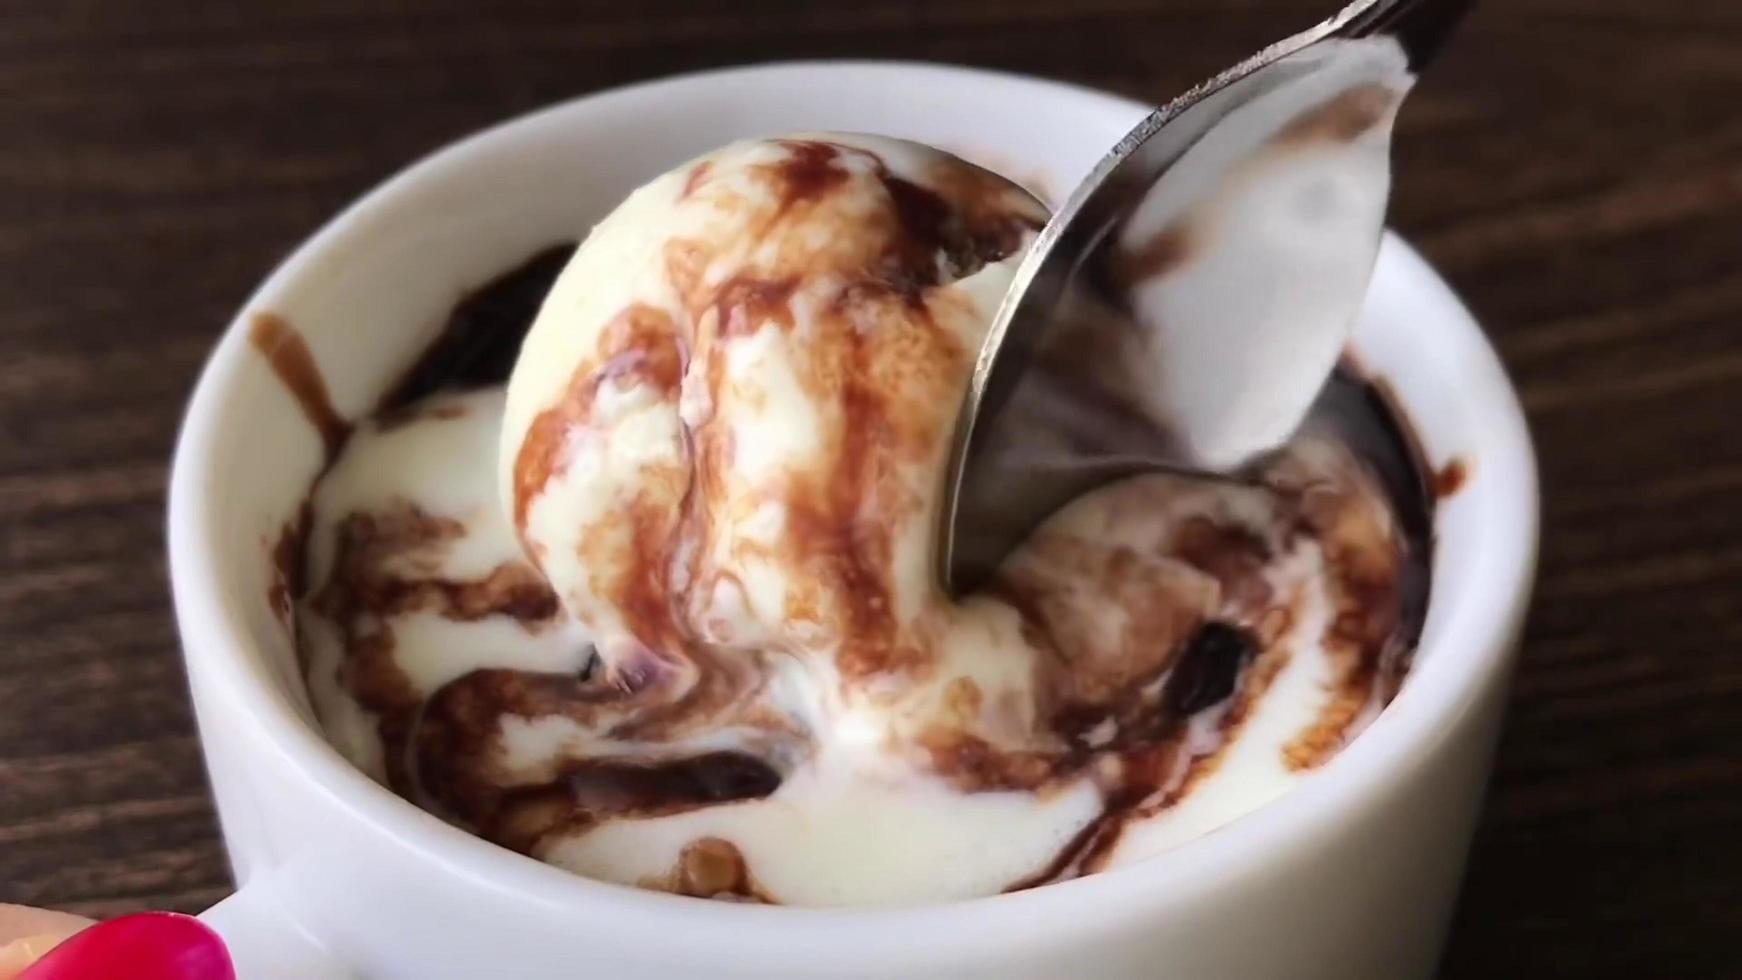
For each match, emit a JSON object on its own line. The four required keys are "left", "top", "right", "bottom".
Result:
{"left": 168, "top": 59, "right": 1538, "bottom": 944}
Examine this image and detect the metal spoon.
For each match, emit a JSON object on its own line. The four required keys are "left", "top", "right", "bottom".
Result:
{"left": 940, "top": 0, "right": 1475, "bottom": 593}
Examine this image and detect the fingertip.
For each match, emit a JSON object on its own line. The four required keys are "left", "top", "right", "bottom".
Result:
{"left": 18, "top": 913, "right": 233, "bottom": 980}
{"left": 0, "top": 906, "right": 91, "bottom": 949}
{"left": 1, "top": 935, "right": 65, "bottom": 980}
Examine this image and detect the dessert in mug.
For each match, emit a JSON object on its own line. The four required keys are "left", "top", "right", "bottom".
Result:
{"left": 265, "top": 134, "right": 1431, "bottom": 906}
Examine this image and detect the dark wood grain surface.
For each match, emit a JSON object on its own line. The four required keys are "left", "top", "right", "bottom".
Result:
{"left": 2, "top": 1, "right": 1738, "bottom": 975}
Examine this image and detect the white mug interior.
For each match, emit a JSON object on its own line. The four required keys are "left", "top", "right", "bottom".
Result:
{"left": 169, "top": 62, "right": 1537, "bottom": 977}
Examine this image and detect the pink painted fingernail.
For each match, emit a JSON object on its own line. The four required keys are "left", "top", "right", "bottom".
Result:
{"left": 19, "top": 912, "right": 233, "bottom": 980}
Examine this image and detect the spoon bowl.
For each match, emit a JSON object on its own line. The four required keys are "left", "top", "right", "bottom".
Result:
{"left": 941, "top": 0, "right": 1476, "bottom": 593}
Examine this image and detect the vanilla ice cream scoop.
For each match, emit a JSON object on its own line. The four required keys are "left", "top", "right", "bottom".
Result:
{"left": 501, "top": 134, "right": 1044, "bottom": 691}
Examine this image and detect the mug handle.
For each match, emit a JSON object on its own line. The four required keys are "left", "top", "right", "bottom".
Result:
{"left": 199, "top": 858, "right": 354, "bottom": 979}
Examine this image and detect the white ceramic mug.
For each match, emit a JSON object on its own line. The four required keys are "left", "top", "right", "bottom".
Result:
{"left": 168, "top": 62, "right": 1538, "bottom": 979}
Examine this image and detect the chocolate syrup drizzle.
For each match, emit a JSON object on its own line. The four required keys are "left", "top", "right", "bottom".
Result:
{"left": 263, "top": 142, "right": 1437, "bottom": 901}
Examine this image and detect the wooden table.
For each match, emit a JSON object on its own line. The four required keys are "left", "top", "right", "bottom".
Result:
{"left": 2, "top": 2, "right": 1736, "bottom": 975}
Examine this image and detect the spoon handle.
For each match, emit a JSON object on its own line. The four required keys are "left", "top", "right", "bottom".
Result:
{"left": 1334, "top": 0, "right": 1478, "bottom": 68}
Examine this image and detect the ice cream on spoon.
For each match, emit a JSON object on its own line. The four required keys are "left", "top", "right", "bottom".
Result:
{"left": 945, "top": 0, "right": 1476, "bottom": 590}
